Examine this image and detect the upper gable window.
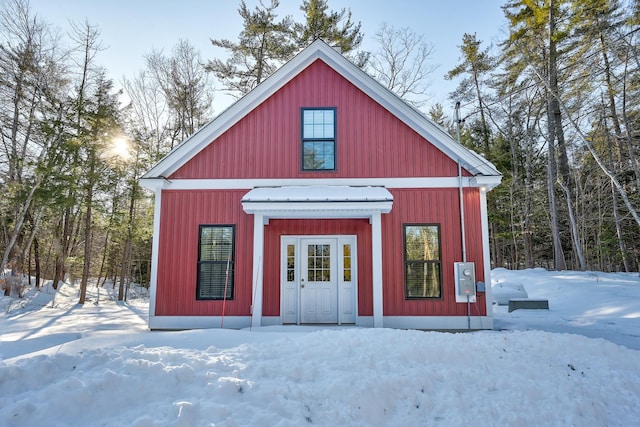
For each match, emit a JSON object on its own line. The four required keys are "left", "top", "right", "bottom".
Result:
{"left": 301, "top": 108, "right": 336, "bottom": 171}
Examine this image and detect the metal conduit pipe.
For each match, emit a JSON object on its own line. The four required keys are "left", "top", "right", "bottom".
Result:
{"left": 456, "top": 102, "right": 471, "bottom": 330}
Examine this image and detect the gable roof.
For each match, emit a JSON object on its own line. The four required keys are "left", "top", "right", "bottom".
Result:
{"left": 142, "top": 39, "right": 501, "bottom": 180}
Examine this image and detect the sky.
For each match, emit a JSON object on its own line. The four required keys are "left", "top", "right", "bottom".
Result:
{"left": 27, "top": 0, "right": 507, "bottom": 116}
{"left": 1, "top": 268, "right": 639, "bottom": 425}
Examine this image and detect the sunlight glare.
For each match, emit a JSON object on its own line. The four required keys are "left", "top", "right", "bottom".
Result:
{"left": 110, "top": 136, "right": 131, "bottom": 160}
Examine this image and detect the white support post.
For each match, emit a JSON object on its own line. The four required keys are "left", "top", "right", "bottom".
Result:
{"left": 371, "top": 212, "right": 384, "bottom": 327}
{"left": 148, "top": 189, "right": 163, "bottom": 323}
{"left": 251, "top": 214, "right": 265, "bottom": 327}
{"left": 479, "top": 189, "right": 493, "bottom": 322}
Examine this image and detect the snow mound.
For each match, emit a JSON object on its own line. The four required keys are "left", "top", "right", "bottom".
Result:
{"left": 1, "top": 270, "right": 639, "bottom": 426}
{"left": 1, "top": 328, "right": 639, "bottom": 427}
{"left": 492, "top": 281, "right": 528, "bottom": 305}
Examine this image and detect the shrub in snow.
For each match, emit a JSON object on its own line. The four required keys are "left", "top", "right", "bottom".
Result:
{"left": 492, "top": 281, "right": 528, "bottom": 305}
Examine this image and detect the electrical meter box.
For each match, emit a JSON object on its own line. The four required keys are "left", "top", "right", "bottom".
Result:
{"left": 454, "top": 262, "right": 476, "bottom": 303}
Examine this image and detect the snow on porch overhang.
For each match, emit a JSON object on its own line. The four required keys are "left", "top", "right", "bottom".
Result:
{"left": 241, "top": 186, "right": 393, "bottom": 219}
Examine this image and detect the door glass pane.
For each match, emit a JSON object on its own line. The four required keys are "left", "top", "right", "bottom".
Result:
{"left": 343, "top": 244, "right": 351, "bottom": 282}
{"left": 307, "top": 244, "right": 330, "bottom": 282}
{"left": 287, "top": 244, "right": 295, "bottom": 282}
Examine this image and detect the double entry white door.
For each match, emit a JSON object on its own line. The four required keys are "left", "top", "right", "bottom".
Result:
{"left": 281, "top": 236, "right": 357, "bottom": 324}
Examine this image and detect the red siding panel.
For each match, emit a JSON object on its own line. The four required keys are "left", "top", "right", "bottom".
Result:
{"left": 382, "top": 188, "right": 486, "bottom": 316}
{"left": 155, "top": 58, "right": 489, "bottom": 322}
{"left": 170, "top": 60, "right": 461, "bottom": 180}
{"left": 156, "top": 188, "right": 486, "bottom": 319}
{"left": 156, "top": 190, "right": 253, "bottom": 316}
{"left": 262, "top": 219, "right": 373, "bottom": 317}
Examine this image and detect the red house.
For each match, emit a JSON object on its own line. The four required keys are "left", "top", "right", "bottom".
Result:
{"left": 140, "top": 40, "right": 501, "bottom": 330}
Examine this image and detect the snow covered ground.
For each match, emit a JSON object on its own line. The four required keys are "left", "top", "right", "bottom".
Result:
{"left": 1, "top": 269, "right": 639, "bottom": 427}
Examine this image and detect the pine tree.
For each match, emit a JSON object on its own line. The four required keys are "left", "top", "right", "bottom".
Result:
{"left": 446, "top": 33, "right": 495, "bottom": 155}
{"left": 207, "top": 0, "right": 296, "bottom": 96}
{"left": 295, "top": 0, "right": 367, "bottom": 66}
{"left": 0, "top": 0, "right": 69, "bottom": 282}
{"left": 502, "top": 0, "right": 580, "bottom": 270}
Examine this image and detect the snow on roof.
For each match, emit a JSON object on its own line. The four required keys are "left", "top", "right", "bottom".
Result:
{"left": 241, "top": 186, "right": 393, "bottom": 203}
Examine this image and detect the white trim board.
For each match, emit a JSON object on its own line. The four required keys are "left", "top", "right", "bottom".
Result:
{"left": 140, "top": 176, "right": 501, "bottom": 191}
{"left": 148, "top": 315, "right": 493, "bottom": 330}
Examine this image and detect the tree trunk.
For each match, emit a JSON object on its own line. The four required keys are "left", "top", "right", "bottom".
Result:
{"left": 604, "top": 118, "right": 631, "bottom": 272}
{"left": 118, "top": 238, "right": 131, "bottom": 301}
{"left": 1, "top": 180, "right": 40, "bottom": 276}
{"left": 548, "top": 1, "right": 584, "bottom": 271}
{"left": 119, "top": 179, "right": 138, "bottom": 300}
{"left": 620, "top": 58, "right": 640, "bottom": 192}
{"left": 34, "top": 236, "right": 41, "bottom": 288}
{"left": 546, "top": 138, "right": 565, "bottom": 270}
{"left": 53, "top": 205, "right": 75, "bottom": 288}
{"left": 20, "top": 209, "right": 43, "bottom": 278}
{"left": 79, "top": 154, "right": 96, "bottom": 305}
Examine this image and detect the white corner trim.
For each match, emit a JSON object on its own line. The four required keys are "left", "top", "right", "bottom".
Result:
{"left": 148, "top": 189, "right": 162, "bottom": 320}
{"left": 479, "top": 189, "right": 493, "bottom": 319}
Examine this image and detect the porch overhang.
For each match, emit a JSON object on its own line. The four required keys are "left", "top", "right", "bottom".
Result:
{"left": 241, "top": 185, "right": 393, "bottom": 219}
{"left": 243, "top": 186, "right": 391, "bottom": 329}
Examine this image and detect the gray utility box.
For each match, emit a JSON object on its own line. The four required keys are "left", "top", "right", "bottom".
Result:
{"left": 454, "top": 262, "right": 476, "bottom": 303}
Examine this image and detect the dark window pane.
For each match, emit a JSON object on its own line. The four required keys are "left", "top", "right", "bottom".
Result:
{"left": 198, "top": 225, "right": 234, "bottom": 300}
{"left": 404, "top": 225, "right": 441, "bottom": 298}
{"left": 406, "top": 262, "right": 441, "bottom": 298}
{"left": 405, "top": 225, "right": 440, "bottom": 261}
{"left": 198, "top": 262, "right": 233, "bottom": 299}
{"left": 303, "top": 141, "right": 335, "bottom": 170}
{"left": 302, "top": 108, "right": 335, "bottom": 171}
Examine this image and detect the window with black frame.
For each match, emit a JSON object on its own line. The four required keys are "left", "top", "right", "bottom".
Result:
{"left": 197, "top": 225, "right": 234, "bottom": 300}
{"left": 301, "top": 108, "right": 336, "bottom": 171}
{"left": 404, "top": 224, "right": 442, "bottom": 298}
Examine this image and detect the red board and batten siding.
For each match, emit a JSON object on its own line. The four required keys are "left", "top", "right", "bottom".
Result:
{"left": 382, "top": 188, "right": 486, "bottom": 317}
{"left": 157, "top": 58, "right": 486, "bottom": 319}
{"left": 156, "top": 190, "right": 485, "bottom": 318}
{"left": 155, "top": 190, "right": 253, "bottom": 316}
{"left": 262, "top": 219, "right": 373, "bottom": 317}
{"left": 170, "top": 59, "right": 461, "bottom": 180}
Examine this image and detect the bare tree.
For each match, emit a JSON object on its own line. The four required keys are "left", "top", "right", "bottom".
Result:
{"left": 146, "top": 39, "right": 215, "bottom": 147}
{"left": 368, "top": 24, "right": 436, "bottom": 108}
{"left": 122, "top": 71, "right": 173, "bottom": 161}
